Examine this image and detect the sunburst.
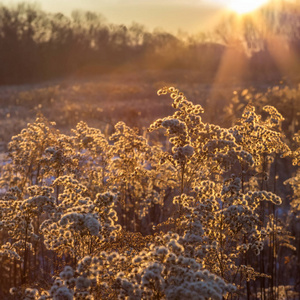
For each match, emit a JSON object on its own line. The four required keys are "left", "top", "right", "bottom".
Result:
{"left": 228, "top": 0, "right": 269, "bottom": 14}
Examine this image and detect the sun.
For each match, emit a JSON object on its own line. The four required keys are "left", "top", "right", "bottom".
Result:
{"left": 228, "top": 0, "right": 269, "bottom": 14}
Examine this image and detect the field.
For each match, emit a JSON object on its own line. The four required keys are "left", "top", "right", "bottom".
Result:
{"left": 1, "top": 1, "right": 300, "bottom": 300}
{"left": 0, "top": 70, "right": 274, "bottom": 145}
{"left": 0, "top": 71, "right": 300, "bottom": 299}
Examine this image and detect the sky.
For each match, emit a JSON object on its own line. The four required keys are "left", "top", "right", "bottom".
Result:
{"left": 1, "top": 0, "right": 231, "bottom": 34}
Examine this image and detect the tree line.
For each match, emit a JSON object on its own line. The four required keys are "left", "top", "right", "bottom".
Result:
{"left": 2, "top": 2, "right": 300, "bottom": 85}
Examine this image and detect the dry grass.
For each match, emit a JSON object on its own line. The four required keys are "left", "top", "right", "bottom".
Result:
{"left": 0, "top": 70, "right": 265, "bottom": 146}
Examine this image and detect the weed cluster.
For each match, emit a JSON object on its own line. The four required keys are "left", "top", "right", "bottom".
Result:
{"left": 0, "top": 88, "right": 299, "bottom": 299}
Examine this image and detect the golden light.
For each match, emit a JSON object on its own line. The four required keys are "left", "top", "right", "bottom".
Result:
{"left": 228, "top": 0, "right": 269, "bottom": 14}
